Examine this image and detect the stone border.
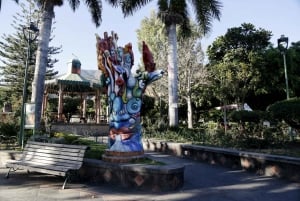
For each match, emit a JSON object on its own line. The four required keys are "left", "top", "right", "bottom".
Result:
{"left": 0, "top": 150, "right": 185, "bottom": 192}
{"left": 143, "top": 139, "right": 300, "bottom": 183}
{"left": 78, "top": 158, "right": 185, "bottom": 192}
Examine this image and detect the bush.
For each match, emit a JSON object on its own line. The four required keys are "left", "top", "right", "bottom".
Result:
{"left": 267, "top": 98, "right": 300, "bottom": 130}
{"left": 228, "top": 110, "right": 260, "bottom": 123}
{"left": 0, "top": 122, "right": 18, "bottom": 143}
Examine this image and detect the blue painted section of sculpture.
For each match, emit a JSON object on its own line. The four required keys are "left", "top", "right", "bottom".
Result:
{"left": 96, "top": 31, "right": 163, "bottom": 152}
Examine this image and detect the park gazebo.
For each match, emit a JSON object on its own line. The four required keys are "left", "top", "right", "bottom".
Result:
{"left": 43, "top": 58, "right": 106, "bottom": 124}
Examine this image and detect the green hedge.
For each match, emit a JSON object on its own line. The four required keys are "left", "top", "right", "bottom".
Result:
{"left": 267, "top": 98, "right": 300, "bottom": 129}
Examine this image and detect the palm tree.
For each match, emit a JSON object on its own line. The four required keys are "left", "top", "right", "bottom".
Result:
{"left": 111, "top": 0, "right": 222, "bottom": 127}
{"left": 30, "top": 0, "right": 115, "bottom": 131}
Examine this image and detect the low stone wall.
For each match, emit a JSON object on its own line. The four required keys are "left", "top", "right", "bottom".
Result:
{"left": 143, "top": 140, "right": 186, "bottom": 156}
{"left": 50, "top": 123, "right": 109, "bottom": 136}
{"left": 0, "top": 150, "right": 185, "bottom": 192}
{"left": 79, "top": 158, "right": 185, "bottom": 192}
{"left": 143, "top": 139, "right": 300, "bottom": 183}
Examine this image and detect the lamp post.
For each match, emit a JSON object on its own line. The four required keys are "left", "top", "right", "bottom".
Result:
{"left": 277, "top": 35, "right": 289, "bottom": 100}
{"left": 19, "top": 22, "right": 39, "bottom": 149}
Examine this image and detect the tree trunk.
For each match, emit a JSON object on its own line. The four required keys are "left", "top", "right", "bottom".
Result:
{"left": 31, "top": 2, "right": 54, "bottom": 131}
{"left": 167, "top": 23, "right": 178, "bottom": 127}
{"left": 187, "top": 95, "right": 193, "bottom": 129}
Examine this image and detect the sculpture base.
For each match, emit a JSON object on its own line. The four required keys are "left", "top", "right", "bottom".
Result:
{"left": 102, "top": 149, "right": 145, "bottom": 163}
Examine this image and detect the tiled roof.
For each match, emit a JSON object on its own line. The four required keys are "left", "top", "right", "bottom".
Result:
{"left": 45, "top": 70, "right": 103, "bottom": 88}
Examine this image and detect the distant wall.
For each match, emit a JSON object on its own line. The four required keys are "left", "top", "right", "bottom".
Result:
{"left": 50, "top": 123, "right": 109, "bottom": 136}
{"left": 143, "top": 139, "right": 300, "bottom": 183}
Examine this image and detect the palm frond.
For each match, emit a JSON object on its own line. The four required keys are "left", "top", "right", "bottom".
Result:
{"left": 105, "top": 0, "right": 119, "bottom": 7}
{"left": 192, "top": 0, "right": 222, "bottom": 35}
{"left": 117, "top": 0, "right": 153, "bottom": 17}
{"left": 85, "top": 0, "right": 102, "bottom": 27}
{"left": 68, "top": 0, "right": 80, "bottom": 11}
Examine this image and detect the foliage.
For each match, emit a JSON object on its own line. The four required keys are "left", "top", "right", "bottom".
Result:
{"left": 267, "top": 98, "right": 300, "bottom": 130}
{"left": 207, "top": 23, "right": 272, "bottom": 64}
{"left": 143, "top": 120, "right": 298, "bottom": 154}
{"left": 0, "top": 0, "right": 60, "bottom": 113}
{"left": 131, "top": 157, "right": 164, "bottom": 165}
{"left": 207, "top": 23, "right": 272, "bottom": 107}
{"left": 205, "top": 109, "right": 223, "bottom": 122}
{"left": 206, "top": 23, "right": 300, "bottom": 111}
{"left": 29, "top": 0, "right": 111, "bottom": 130}
{"left": 1, "top": 119, "right": 299, "bottom": 158}
{"left": 244, "top": 41, "right": 300, "bottom": 110}
{"left": 207, "top": 23, "right": 271, "bottom": 107}
{"left": 137, "top": 11, "right": 210, "bottom": 128}
{"left": 137, "top": 10, "right": 168, "bottom": 108}
{"left": 141, "top": 95, "right": 156, "bottom": 117}
{"left": 125, "top": 0, "right": 222, "bottom": 127}
{"left": 288, "top": 41, "right": 300, "bottom": 97}
{"left": 0, "top": 122, "right": 18, "bottom": 144}
{"left": 228, "top": 110, "right": 260, "bottom": 123}
{"left": 62, "top": 97, "right": 81, "bottom": 115}
{"left": 116, "top": 0, "right": 222, "bottom": 35}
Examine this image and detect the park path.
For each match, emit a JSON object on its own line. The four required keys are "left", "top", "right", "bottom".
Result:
{"left": 0, "top": 152, "right": 299, "bottom": 201}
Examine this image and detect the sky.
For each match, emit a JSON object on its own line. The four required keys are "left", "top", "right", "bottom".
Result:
{"left": 0, "top": 0, "right": 300, "bottom": 75}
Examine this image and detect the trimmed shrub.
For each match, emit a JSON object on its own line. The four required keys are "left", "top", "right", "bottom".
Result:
{"left": 228, "top": 110, "right": 260, "bottom": 123}
{"left": 267, "top": 98, "right": 300, "bottom": 129}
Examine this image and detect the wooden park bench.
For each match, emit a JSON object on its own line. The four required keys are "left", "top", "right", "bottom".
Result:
{"left": 6, "top": 140, "right": 88, "bottom": 189}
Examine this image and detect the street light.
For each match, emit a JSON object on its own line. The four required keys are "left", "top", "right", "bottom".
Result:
{"left": 19, "top": 22, "right": 39, "bottom": 149}
{"left": 277, "top": 35, "right": 289, "bottom": 99}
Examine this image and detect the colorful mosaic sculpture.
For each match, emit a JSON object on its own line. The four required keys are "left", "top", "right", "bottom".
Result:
{"left": 96, "top": 31, "right": 164, "bottom": 152}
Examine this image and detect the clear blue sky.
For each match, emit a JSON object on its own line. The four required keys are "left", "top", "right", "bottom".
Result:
{"left": 0, "top": 0, "right": 299, "bottom": 75}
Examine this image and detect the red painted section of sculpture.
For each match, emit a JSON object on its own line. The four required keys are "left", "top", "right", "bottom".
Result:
{"left": 142, "top": 41, "right": 156, "bottom": 72}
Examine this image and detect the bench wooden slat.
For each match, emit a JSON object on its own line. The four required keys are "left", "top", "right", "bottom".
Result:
{"left": 20, "top": 157, "right": 82, "bottom": 167}
{"left": 26, "top": 141, "right": 88, "bottom": 149}
{"left": 7, "top": 160, "right": 81, "bottom": 170}
{"left": 23, "top": 149, "right": 85, "bottom": 158}
{"left": 7, "top": 163, "right": 67, "bottom": 176}
{"left": 22, "top": 152, "right": 84, "bottom": 161}
{"left": 21, "top": 154, "right": 83, "bottom": 165}
{"left": 25, "top": 144, "right": 86, "bottom": 153}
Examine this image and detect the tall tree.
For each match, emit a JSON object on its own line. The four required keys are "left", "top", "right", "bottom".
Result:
{"left": 30, "top": 0, "right": 117, "bottom": 131}
{"left": 111, "top": 0, "right": 222, "bottom": 127}
{"left": 136, "top": 10, "right": 168, "bottom": 113}
{"left": 177, "top": 27, "right": 207, "bottom": 128}
{"left": 137, "top": 11, "right": 208, "bottom": 128}
{"left": 207, "top": 23, "right": 272, "bottom": 109}
{"left": 0, "top": 0, "right": 60, "bottom": 113}
{"left": 288, "top": 41, "right": 300, "bottom": 97}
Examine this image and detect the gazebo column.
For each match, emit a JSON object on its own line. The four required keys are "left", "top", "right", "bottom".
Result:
{"left": 58, "top": 83, "right": 65, "bottom": 122}
{"left": 82, "top": 93, "right": 87, "bottom": 120}
{"left": 95, "top": 89, "right": 101, "bottom": 124}
{"left": 42, "top": 87, "right": 48, "bottom": 119}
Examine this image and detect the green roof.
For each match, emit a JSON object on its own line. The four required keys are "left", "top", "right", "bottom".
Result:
{"left": 45, "top": 70, "right": 104, "bottom": 93}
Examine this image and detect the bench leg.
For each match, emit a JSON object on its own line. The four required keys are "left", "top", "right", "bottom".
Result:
{"left": 62, "top": 175, "right": 70, "bottom": 190}
{"left": 6, "top": 167, "right": 17, "bottom": 179}
{"left": 5, "top": 167, "right": 12, "bottom": 178}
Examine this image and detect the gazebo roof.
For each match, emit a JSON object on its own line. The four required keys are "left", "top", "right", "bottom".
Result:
{"left": 45, "top": 70, "right": 104, "bottom": 93}
{"left": 45, "top": 58, "right": 104, "bottom": 94}
{"left": 45, "top": 70, "right": 102, "bottom": 86}
{"left": 45, "top": 73, "right": 90, "bottom": 86}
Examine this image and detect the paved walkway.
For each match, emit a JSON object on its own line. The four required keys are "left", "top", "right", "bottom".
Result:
{"left": 0, "top": 152, "right": 299, "bottom": 201}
